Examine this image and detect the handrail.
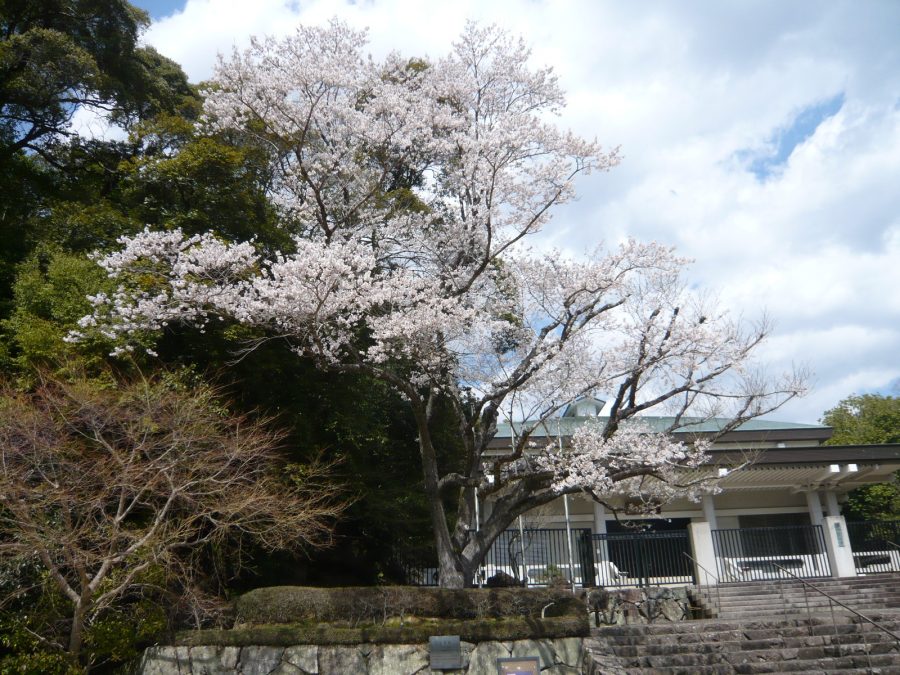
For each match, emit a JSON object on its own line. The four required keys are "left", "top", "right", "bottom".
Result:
{"left": 773, "top": 564, "right": 900, "bottom": 645}
{"left": 683, "top": 552, "right": 721, "bottom": 618}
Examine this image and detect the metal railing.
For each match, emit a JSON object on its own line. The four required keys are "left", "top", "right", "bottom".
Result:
{"left": 393, "top": 554, "right": 439, "bottom": 586}
{"left": 712, "top": 525, "right": 831, "bottom": 581}
{"left": 683, "top": 551, "right": 721, "bottom": 618}
{"left": 591, "top": 530, "right": 695, "bottom": 588}
{"left": 480, "top": 527, "right": 592, "bottom": 586}
{"left": 847, "top": 520, "right": 900, "bottom": 574}
{"left": 477, "top": 527, "right": 696, "bottom": 588}
{"left": 399, "top": 527, "right": 698, "bottom": 588}
{"left": 773, "top": 563, "right": 900, "bottom": 671}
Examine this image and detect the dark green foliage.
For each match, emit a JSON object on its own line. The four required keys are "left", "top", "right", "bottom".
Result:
{"left": 0, "top": 557, "right": 78, "bottom": 674}
{"left": 193, "top": 585, "right": 588, "bottom": 646}
{"left": 233, "top": 586, "right": 582, "bottom": 625}
{"left": 210, "top": 586, "right": 589, "bottom": 646}
{"left": 1, "top": 246, "right": 112, "bottom": 371}
{"left": 0, "top": 2, "right": 479, "bottom": 666}
{"left": 823, "top": 393, "right": 900, "bottom": 521}
{"left": 823, "top": 394, "right": 900, "bottom": 446}
{"left": 147, "top": 326, "right": 450, "bottom": 589}
{"left": 0, "top": 0, "right": 195, "bottom": 156}
{"left": 0, "top": 556, "right": 165, "bottom": 674}
{"left": 485, "top": 571, "right": 523, "bottom": 588}
{"left": 0, "top": 0, "right": 198, "bottom": 316}
{"left": 82, "top": 602, "right": 167, "bottom": 666}
{"left": 844, "top": 482, "right": 900, "bottom": 522}
{"left": 118, "top": 114, "right": 288, "bottom": 247}
{"left": 174, "top": 615, "right": 588, "bottom": 647}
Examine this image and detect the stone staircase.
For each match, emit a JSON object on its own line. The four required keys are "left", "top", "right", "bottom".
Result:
{"left": 583, "top": 574, "right": 900, "bottom": 674}
{"left": 697, "top": 574, "right": 900, "bottom": 620}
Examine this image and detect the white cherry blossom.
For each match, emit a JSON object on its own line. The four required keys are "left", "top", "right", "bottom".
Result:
{"left": 75, "top": 21, "right": 805, "bottom": 588}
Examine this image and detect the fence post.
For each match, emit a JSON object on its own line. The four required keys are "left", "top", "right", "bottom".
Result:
{"left": 579, "top": 530, "right": 597, "bottom": 588}
{"left": 822, "top": 515, "right": 858, "bottom": 578}
{"left": 688, "top": 521, "right": 718, "bottom": 584}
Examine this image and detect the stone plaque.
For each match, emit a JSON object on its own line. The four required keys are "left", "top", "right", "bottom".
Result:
{"left": 834, "top": 521, "right": 845, "bottom": 547}
{"left": 497, "top": 656, "right": 540, "bottom": 675}
{"left": 429, "top": 635, "right": 462, "bottom": 669}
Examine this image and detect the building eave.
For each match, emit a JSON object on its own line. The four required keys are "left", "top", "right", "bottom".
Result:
{"left": 708, "top": 444, "right": 900, "bottom": 466}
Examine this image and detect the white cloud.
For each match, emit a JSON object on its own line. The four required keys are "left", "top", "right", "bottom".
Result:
{"left": 67, "top": 106, "right": 127, "bottom": 142}
{"left": 139, "top": 0, "right": 900, "bottom": 423}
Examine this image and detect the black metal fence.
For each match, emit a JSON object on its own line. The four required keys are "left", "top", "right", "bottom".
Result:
{"left": 391, "top": 549, "right": 440, "bottom": 586}
{"left": 394, "top": 521, "right": 900, "bottom": 587}
{"left": 478, "top": 527, "right": 696, "bottom": 588}
{"left": 590, "top": 530, "right": 695, "bottom": 588}
{"left": 397, "top": 526, "right": 696, "bottom": 588}
{"left": 712, "top": 525, "right": 831, "bottom": 581}
{"left": 847, "top": 521, "right": 900, "bottom": 574}
{"left": 480, "top": 527, "right": 592, "bottom": 586}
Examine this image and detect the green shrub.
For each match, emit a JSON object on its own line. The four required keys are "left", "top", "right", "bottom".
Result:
{"left": 0, "top": 651, "right": 81, "bottom": 675}
{"left": 84, "top": 603, "right": 168, "bottom": 665}
{"left": 176, "top": 614, "right": 588, "bottom": 647}
{"left": 234, "top": 586, "right": 582, "bottom": 626}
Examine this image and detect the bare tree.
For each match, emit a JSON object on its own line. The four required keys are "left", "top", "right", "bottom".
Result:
{"left": 0, "top": 373, "right": 346, "bottom": 662}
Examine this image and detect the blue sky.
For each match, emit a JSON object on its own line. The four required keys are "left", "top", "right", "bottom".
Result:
{"left": 135, "top": 0, "right": 184, "bottom": 20}
{"left": 127, "top": 0, "right": 900, "bottom": 423}
{"left": 741, "top": 94, "right": 847, "bottom": 180}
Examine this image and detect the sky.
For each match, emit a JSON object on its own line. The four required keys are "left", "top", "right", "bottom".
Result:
{"left": 129, "top": 0, "right": 900, "bottom": 424}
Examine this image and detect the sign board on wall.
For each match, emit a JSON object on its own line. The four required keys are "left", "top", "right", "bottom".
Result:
{"left": 429, "top": 635, "right": 463, "bottom": 669}
{"left": 497, "top": 656, "right": 541, "bottom": 675}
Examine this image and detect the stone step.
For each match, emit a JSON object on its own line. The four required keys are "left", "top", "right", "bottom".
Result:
{"left": 604, "top": 620, "right": 900, "bottom": 641}
{"left": 711, "top": 605, "right": 900, "bottom": 617}
{"left": 611, "top": 638, "right": 900, "bottom": 661}
{"left": 585, "top": 636, "right": 900, "bottom": 674}
{"left": 708, "top": 573, "right": 899, "bottom": 585}
{"left": 595, "top": 616, "right": 900, "bottom": 637}
{"left": 708, "top": 588, "right": 900, "bottom": 601}
{"left": 620, "top": 663, "right": 900, "bottom": 675}
{"left": 700, "top": 577, "right": 900, "bottom": 596}
{"left": 711, "top": 596, "right": 900, "bottom": 607}
{"left": 708, "top": 599, "right": 900, "bottom": 613}
{"left": 586, "top": 576, "right": 900, "bottom": 674}
{"left": 710, "top": 580, "right": 895, "bottom": 589}
{"left": 702, "top": 588, "right": 900, "bottom": 600}
{"left": 702, "top": 583, "right": 900, "bottom": 598}
{"left": 617, "top": 652, "right": 900, "bottom": 674}
{"left": 712, "top": 608, "right": 900, "bottom": 622}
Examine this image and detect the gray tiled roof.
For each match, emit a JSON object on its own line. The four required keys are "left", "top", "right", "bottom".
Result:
{"left": 494, "top": 416, "right": 829, "bottom": 438}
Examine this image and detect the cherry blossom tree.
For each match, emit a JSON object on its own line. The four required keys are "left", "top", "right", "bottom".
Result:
{"left": 71, "top": 21, "right": 806, "bottom": 588}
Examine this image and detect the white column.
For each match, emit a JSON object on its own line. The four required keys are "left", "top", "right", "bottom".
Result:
{"left": 824, "top": 491, "right": 841, "bottom": 518}
{"left": 822, "top": 515, "right": 858, "bottom": 578}
{"left": 701, "top": 494, "right": 718, "bottom": 530}
{"left": 593, "top": 502, "right": 609, "bottom": 562}
{"left": 806, "top": 490, "right": 825, "bottom": 527}
{"left": 592, "top": 502, "right": 608, "bottom": 535}
{"left": 688, "top": 521, "right": 718, "bottom": 585}
{"left": 563, "top": 494, "right": 576, "bottom": 592}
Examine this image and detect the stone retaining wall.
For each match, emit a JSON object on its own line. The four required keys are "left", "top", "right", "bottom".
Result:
{"left": 586, "top": 586, "right": 693, "bottom": 625}
{"left": 138, "top": 638, "right": 583, "bottom": 674}
{"left": 137, "top": 588, "right": 693, "bottom": 673}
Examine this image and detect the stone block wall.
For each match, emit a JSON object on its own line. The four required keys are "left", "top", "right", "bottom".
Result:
{"left": 138, "top": 638, "right": 583, "bottom": 674}
{"left": 586, "top": 586, "right": 693, "bottom": 625}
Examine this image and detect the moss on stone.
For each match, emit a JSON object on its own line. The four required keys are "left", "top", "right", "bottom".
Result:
{"left": 233, "top": 586, "right": 583, "bottom": 626}
{"left": 174, "top": 614, "right": 588, "bottom": 647}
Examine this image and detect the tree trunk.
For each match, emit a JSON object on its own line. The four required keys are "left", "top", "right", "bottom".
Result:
{"left": 68, "top": 600, "right": 87, "bottom": 657}
{"left": 436, "top": 540, "right": 468, "bottom": 588}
